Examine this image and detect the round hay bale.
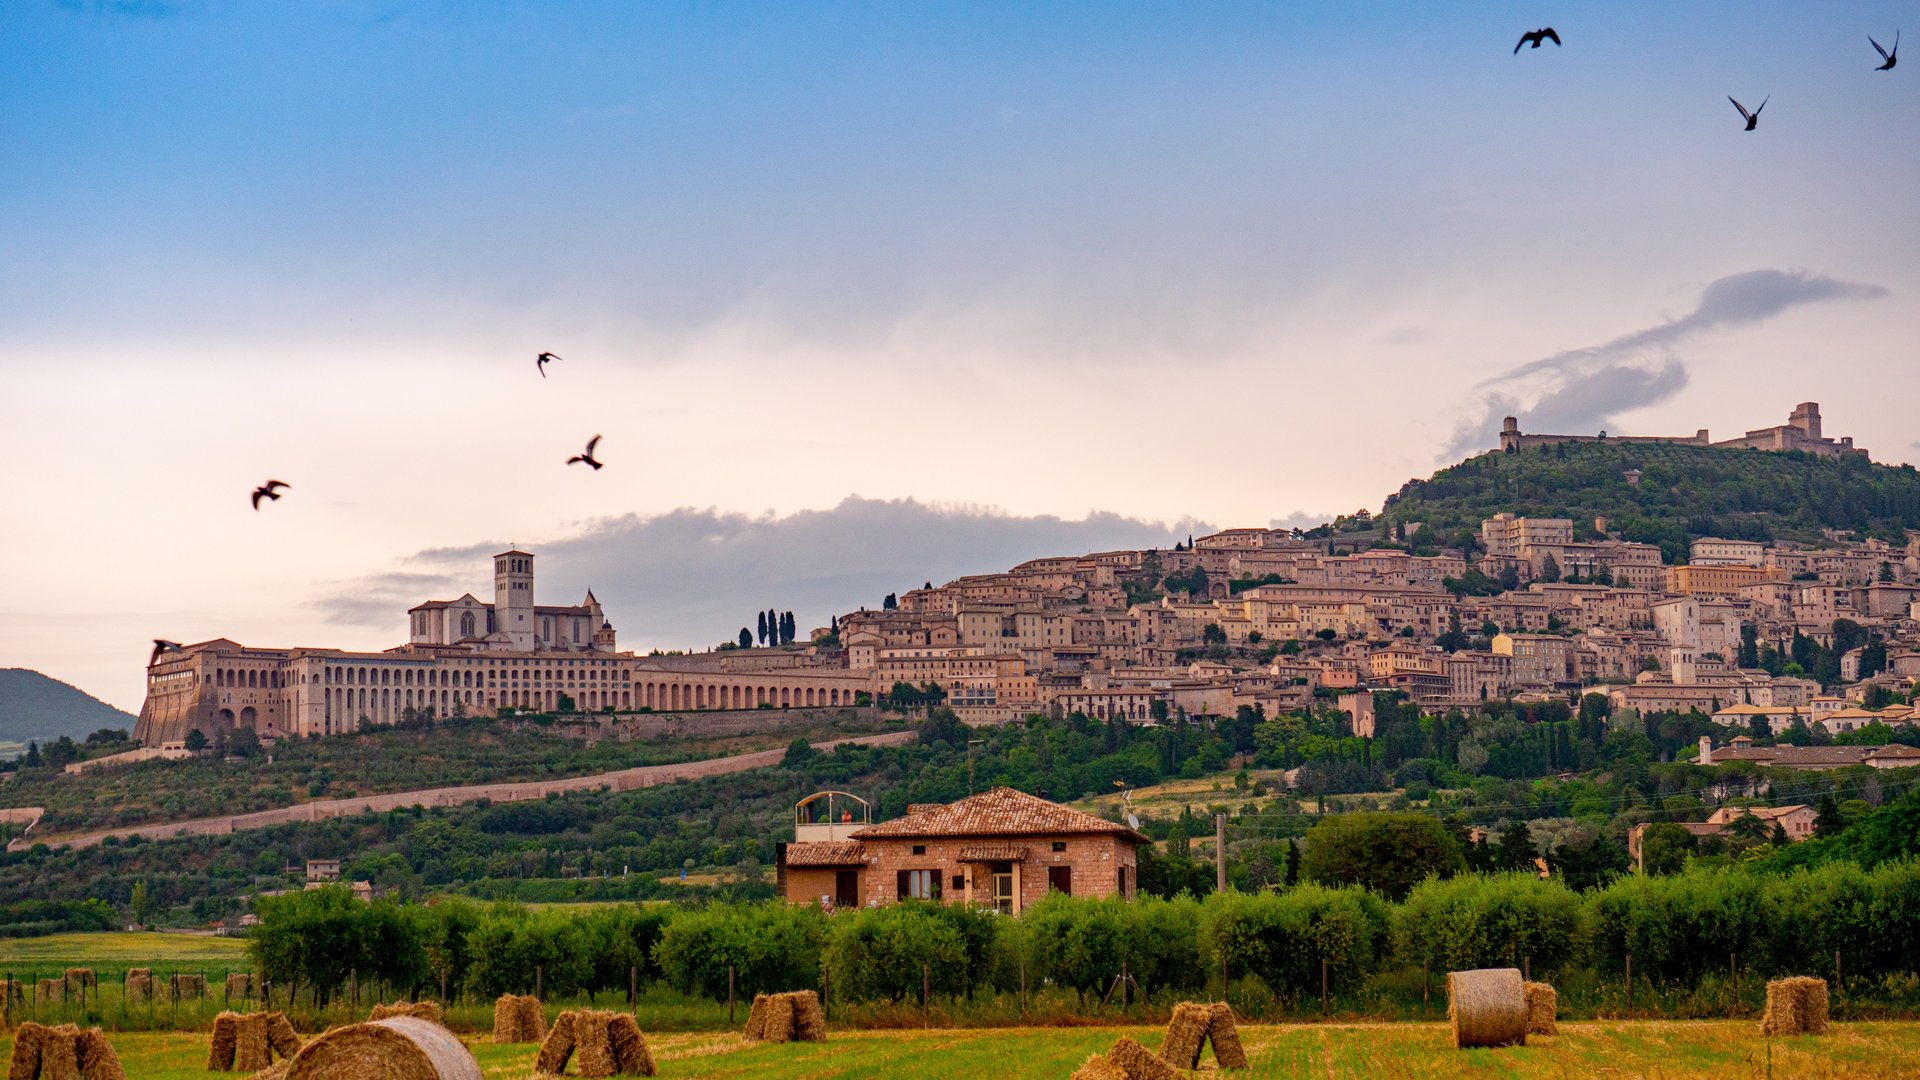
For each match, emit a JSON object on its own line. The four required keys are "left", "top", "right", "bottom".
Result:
{"left": 281, "top": 1016, "right": 481, "bottom": 1080}
{"left": 1524, "top": 981, "right": 1558, "bottom": 1036}
{"left": 1447, "top": 967, "right": 1528, "bottom": 1049}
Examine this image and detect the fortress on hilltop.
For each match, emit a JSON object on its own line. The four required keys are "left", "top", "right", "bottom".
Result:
{"left": 1499, "top": 402, "right": 1866, "bottom": 459}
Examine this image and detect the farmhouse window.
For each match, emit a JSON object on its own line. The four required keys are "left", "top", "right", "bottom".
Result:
{"left": 1051, "top": 841, "right": 1067, "bottom": 853}
{"left": 897, "top": 869, "right": 940, "bottom": 900}
{"left": 1047, "top": 866, "right": 1072, "bottom": 895}
{"left": 912, "top": 844, "right": 927, "bottom": 855}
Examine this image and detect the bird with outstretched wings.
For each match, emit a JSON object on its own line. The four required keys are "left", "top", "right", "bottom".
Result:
{"left": 150, "top": 639, "right": 183, "bottom": 666}
{"left": 1871, "top": 31, "right": 1898, "bottom": 71}
{"left": 1729, "top": 95, "right": 1767, "bottom": 131}
{"left": 250, "top": 480, "right": 290, "bottom": 510}
{"left": 567, "top": 435, "right": 604, "bottom": 470}
{"left": 1515, "top": 27, "right": 1560, "bottom": 53}
{"left": 536, "top": 352, "right": 561, "bottom": 378}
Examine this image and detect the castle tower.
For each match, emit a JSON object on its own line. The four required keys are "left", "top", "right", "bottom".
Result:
{"left": 1790, "top": 402, "right": 1821, "bottom": 440}
{"left": 494, "top": 549, "right": 537, "bottom": 651}
{"left": 1500, "top": 416, "right": 1521, "bottom": 453}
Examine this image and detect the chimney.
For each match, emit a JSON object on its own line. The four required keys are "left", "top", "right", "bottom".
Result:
{"left": 1698, "top": 735, "right": 1713, "bottom": 766}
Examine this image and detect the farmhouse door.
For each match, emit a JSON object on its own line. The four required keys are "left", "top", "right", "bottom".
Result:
{"left": 1047, "top": 865, "right": 1072, "bottom": 895}
{"left": 835, "top": 870, "right": 859, "bottom": 907}
{"left": 990, "top": 864, "right": 1016, "bottom": 915}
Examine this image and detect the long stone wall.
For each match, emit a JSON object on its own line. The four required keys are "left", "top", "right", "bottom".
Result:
{"left": 14, "top": 730, "right": 914, "bottom": 853}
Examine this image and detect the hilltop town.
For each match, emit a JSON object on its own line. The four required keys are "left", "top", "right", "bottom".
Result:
{"left": 127, "top": 402, "right": 1920, "bottom": 762}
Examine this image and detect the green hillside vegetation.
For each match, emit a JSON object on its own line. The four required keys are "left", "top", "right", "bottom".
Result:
{"left": 1381, "top": 442, "right": 1920, "bottom": 561}
{"left": 0, "top": 709, "right": 889, "bottom": 835}
{"left": 0, "top": 668, "right": 138, "bottom": 749}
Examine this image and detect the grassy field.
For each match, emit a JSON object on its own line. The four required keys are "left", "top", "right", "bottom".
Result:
{"left": 0, "top": 932, "right": 248, "bottom": 970}
{"left": 2, "top": 1022, "right": 1914, "bottom": 1079}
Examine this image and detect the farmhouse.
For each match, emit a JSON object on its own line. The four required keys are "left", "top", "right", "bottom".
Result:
{"left": 1697, "top": 734, "right": 1920, "bottom": 771}
{"left": 777, "top": 787, "right": 1146, "bottom": 913}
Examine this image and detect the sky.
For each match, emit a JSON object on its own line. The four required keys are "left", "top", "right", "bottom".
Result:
{"left": 3, "top": 1, "right": 1916, "bottom": 711}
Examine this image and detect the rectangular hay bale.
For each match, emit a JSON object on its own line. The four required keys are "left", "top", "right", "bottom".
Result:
{"left": 1206, "top": 1002, "right": 1249, "bottom": 1069}
{"left": 534, "top": 1010, "right": 578, "bottom": 1075}
{"left": 760, "top": 994, "right": 795, "bottom": 1044}
{"left": 1071, "top": 1054, "right": 1128, "bottom": 1080}
{"left": 1762, "top": 976, "right": 1829, "bottom": 1036}
{"left": 1159, "top": 1002, "right": 1212, "bottom": 1069}
{"left": 1109, "top": 1036, "right": 1181, "bottom": 1080}
{"left": 606, "top": 1013, "right": 657, "bottom": 1077}
{"left": 267, "top": 1012, "right": 301, "bottom": 1060}
{"left": 76, "top": 1029, "right": 126, "bottom": 1080}
{"left": 1524, "top": 981, "right": 1558, "bottom": 1036}
{"left": 785, "top": 990, "right": 827, "bottom": 1042}
{"left": 743, "top": 994, "right": 770, "bottom": 1041}
{"left": 207, "top": 1013, "right": 240, "bottom": 1071}
{"left": 232, "top": 1012, "right": 272, "bottom": 1073}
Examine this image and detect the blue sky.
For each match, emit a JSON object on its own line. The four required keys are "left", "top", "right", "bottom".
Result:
{"left": 3, "top": 2, "right": 1916, "bottom": 708}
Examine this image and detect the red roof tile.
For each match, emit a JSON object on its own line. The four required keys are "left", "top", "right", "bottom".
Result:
{"left": 782, "top": 841, "right": 867, "bottom": 867}
{"left": 851, "top": 787, "right": 1146, "bottom": 842}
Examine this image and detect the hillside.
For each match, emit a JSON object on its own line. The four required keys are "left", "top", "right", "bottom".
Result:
{"left": 0, "top": 669, "right": 137, "bottom": 750}
{"left": 1381, "top": 443, "right": 1920, "bottom": 561}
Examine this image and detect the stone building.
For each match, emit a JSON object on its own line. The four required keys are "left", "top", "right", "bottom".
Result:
{"left": 777, "top": 787, "right": 1145, "bottom": 913}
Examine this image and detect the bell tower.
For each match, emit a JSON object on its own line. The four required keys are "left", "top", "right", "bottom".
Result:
{"left": 494, "top": 549, "right": 537, "bottom": 651}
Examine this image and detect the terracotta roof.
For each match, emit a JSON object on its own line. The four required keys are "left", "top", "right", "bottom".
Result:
{"left": 957, "top": 844, "right": 1029, "bottom": 862}
{"left": 851, "top": 787, "right": 1147, "bottom": 842}
{"left": 782, "top": 841, "right": 867, "bottom": 867}
{"left": 1714, "top": 746, "right": 1876, "bottom": 766}
{"left": 1869, "top": 744, "right": 1920, "bottom": 759}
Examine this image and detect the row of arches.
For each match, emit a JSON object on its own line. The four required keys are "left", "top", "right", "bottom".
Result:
{"left": 215, "top": 669, "right": 282, "bottom": 689}
{"left": 634, "top": 682, "right": 857, "bottom": 711}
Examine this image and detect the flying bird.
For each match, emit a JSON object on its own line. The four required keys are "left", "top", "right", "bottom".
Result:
{"left": 250, "top": 480, "right": 290, "bottom": 510}
{"left": 1514, "top": 27, "right": 1560, "bottom": 53}
{"left": 536, "top": 352, "right": 561, "bottom": 378}
{"left": 1871, "top": 31, "right": 1898, "bottom": 71}
{"left": 1729, "top": 95, "right": 1768, "bottom": 131}
{"left": 567, "top": 435, "right": 604, "bottom": 470}
{"left": 150, "top": 639, "right": 183, "bottom": 666}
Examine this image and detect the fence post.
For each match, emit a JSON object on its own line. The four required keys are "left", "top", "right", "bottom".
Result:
{"left": 922, "top": 963, "right": 930, "bottom": 1008}
{"left": 1625, "top": 954, "right": 1632, "bottom": 1011}
{"left": 1019, "top": 960, "right": 1027, "bottom": 1014}
{"left": 629, "top": 965, "right": 638, "bottom": 1010}
{"left": 4, "top": 970, "right": 10, "bottom": 1030}
{"left": 1835, "top": 950, "right": 1842, "bottom": 1002}
{"left": 1320, "top": 958, "right": 1328, "bottom": 1013}
{"left": 536, "top": 965, "right": 544, "bottom": 1003}
{"left": 1215, "top": 813, "right": 1227, "bottom": 894}
{"left": 1220, "top": 956, "right": 1228, "bottom": 999}
{"left": 727, "top": 965, "right": 736, "bottom": 1025}
{"left": 349, "top": 968, "right": 357, "bottom": 1008}
{"left": 1523, "top": 957, "right": 1530, "bottom": 983}
{"left": 1423, "top": 962, "right": 1429, "bottom": 1011}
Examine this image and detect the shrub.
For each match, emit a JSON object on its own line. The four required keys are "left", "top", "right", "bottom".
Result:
{"left": 653, "top": 902, "right": 825, "bottom": 1001}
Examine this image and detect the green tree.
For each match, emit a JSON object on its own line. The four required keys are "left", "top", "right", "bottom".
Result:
{"left": 1814, "top": 794, "right": 1846, "bottom": 839}
{"left": 1539, "top": 554, "right": 1561, "bottom": 583}
{"left": 1299, "top": 812, "right": 1464, "bottom": 900}
{"left": 1638, "top": 821, "right": 1694, "bottom": 875}
{"left": 1497, "top": 820, "right": 1536, "bottom": 870}
{"left": 128, "top": 880, "right": 152, "bottom": 926}
{"left": 182, "top": 729, "right": 207, "bottom": 752}
{"left": 738, "top": 627, "right": 753, "bottom": 649}
{"left": 756, "top": 611, "right": 768, "bottom": 645}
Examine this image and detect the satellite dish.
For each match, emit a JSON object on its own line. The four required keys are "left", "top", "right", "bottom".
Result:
{"left": 1127, "top": 812, "right": 1142, "bottom": 830}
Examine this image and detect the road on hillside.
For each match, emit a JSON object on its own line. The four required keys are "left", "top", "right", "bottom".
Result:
{"left": 9, "top": 730, "right": 915, "bottom": 853}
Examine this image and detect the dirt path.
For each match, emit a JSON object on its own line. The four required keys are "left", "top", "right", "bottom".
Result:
{"left": 16, "top": 730, "right": 915, "bottom": 852}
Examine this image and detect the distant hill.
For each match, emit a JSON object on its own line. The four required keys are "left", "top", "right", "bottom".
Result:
{"left": 0, "top": 669, "right": 138, "bottom": 749}
{"left": 1382, "top": 443, "right": 1920, "bottom": 563}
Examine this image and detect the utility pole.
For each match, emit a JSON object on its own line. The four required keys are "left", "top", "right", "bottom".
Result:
{"left": 1215, "top": 813, "right": 1227, "bottom": 892}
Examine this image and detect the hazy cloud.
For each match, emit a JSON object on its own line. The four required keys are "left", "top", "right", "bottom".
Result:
{"left": 318, "top": 497, "right": 1213, "bottom": 647}
{"left": 1268, "top": 511, "right": 1333, "bottom": 532}
{"left": 1445, "top": 269, "right": 1889, "bottom": 459}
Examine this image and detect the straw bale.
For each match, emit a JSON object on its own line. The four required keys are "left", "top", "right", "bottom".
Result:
{"left": 492, "top": 994, "right": 545, "bottom": 1044}
{"left": 226, "top": 974, "right": 253, "bottom": 1001}
{"left": 742, "top": 994, "right": 770, "bottom": 1041}
{"left": 63, "top": 970, "right": 95, "bottom": 993}
{"left": 1159, "top": 1002, "right": 1212, "bottom": 1069}
{"left": 0, "top": 979, "right": 22, "bottom": 1006}
{"left": 7, "top": 1021, "right": 48, "bottom": 1080}
{"left": 280, "top": 1016, "right": 481, "bottom": 1080}
{"left": 1762, "top": 976, "right": 1829, "bottom": 1037}
{"left": 1524, "top": 981, "right": 1558, "bottom": 1036}
{"left": 534, "top": 1011, "right": 578, "bottom": 1076}
{"left": 573, "top": 1011, "right": 619, "bottom": 1078}
{"left": 267, "top": 1013, "right": 302, "bottom": 1060}
{"left": 1206, "top": 1002, "right": 1248, "bottom": 1070}
{"left": 605, "top": 1014, "right": 656, "bottom": 1077}
{"left": 760, "top": 994, "right": 794, "bottom": 1045}
{"left": 36, "top": 979, "right": 64, "bottom": 1004}
{"left": 1108, "top": 1036, "right": 1180, "bottom": 1080}
{"left": 74, "top": 1030, "right": 125, "bottom": 1080}
{"left": 234, "top": 1013, "right": 273, "bottom": 1073}
{"left": 368, "top": 1000, "right": 442, "bottom": 1025}
{"left": 786, "top": 991, "right": 825, "bottom": 1042}
{"left": 208, "top": 1013, "right": 242, "bottom": 1071}
{"left": 35, "top": 1025, "right": 81, "bottom": 1080}
{"left": 1447, "top": 967, "right": 1528, "bottom": 1049}
{"left": 1070, "top": 1054, "right": 1128, "bottom": 1080}
{"left": 121, "top": 970, "right": 152, "bottom": 1005}
{"left": 171, "top": 974, "right": 207, "bottom": 1000}
{"left": 248, "top": 1065, "right": 290, "bottom": 1080}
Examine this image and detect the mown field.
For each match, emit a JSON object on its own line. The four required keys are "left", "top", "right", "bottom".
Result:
{"left": 0, "top": 932, "right": 247, "bottom": 969}
{"left": 2, "top": 1022, "right": 1914, "bottom": 1079}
